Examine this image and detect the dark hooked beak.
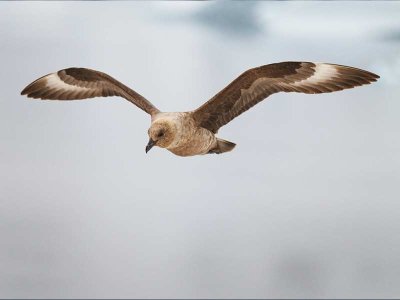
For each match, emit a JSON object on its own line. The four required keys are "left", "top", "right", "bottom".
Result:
{"left": 145, "top": 138, "right": 156, "bottom": 153}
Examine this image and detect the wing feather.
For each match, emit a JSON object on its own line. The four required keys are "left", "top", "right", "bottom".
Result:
{"left": 21, "top": 68, "right": 159, "bottom": 115}
{"left": 192, "top": 62, "right": 379, "bottom": 133}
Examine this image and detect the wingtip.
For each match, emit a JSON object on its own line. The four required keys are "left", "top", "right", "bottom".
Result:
{"left": 21, "top": 85, "right": 35, "bottom": 98}
{"left": 367, "top": 70, "right": 380, "bottom": 81}
{"left": 369, "top": 73, "right": 380, "bottom": 84}
{"left": 21, "top": 87, "right": 29, "bottom": 96}
{"left": 334, "top": 63, "right": 380, "bottom": 85}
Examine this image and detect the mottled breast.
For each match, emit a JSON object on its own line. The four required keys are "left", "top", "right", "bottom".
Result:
{"left": 166, "top": 113, "right": 216, "bottom": 157}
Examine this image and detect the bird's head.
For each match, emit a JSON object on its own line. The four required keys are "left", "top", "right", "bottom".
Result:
{"left": 146, "top": 120, "right": 176, "bottom": 153}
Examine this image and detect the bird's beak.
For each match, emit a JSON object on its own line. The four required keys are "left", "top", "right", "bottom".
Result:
{"left": 145, "top": 138, "right": 156, "bottom": 153}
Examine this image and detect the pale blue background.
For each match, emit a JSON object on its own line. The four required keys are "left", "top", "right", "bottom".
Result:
{"left": 1, "top": 1, "right": 399, "bottom": 298}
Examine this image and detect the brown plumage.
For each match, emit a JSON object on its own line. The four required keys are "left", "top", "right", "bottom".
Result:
{"left": 21, "top": 62, "right": 379, "bottom": 157}
{"left": 21, "top": 68, "right": 159, "bottom": 115}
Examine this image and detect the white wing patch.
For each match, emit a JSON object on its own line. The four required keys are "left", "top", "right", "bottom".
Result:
{"left": 45, "top": 73, "right": 91, "bottom": 92}
{"left": 292, "top": 63, "right": 338, "bottom": 86}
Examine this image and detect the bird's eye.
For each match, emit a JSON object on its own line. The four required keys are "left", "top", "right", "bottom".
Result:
{"left": 157, "top": 132, "right": 164, "bottom": 137}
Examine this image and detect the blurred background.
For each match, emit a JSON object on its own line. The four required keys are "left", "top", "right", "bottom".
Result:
{"left": 1, "top": 1, "right": 399, "bottom": 298}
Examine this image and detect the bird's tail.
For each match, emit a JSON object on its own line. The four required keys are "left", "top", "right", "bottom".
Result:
{"left": 209, "top": 138, "right": 236, "bottom": 154}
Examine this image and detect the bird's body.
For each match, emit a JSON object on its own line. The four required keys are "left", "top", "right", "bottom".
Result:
{"left": 150, "top": 112, "right": 231, "bottom": 156}
{"left": 21, "top": 61, "right": 379, "bottom": 157}
{"left": 150, "top": 112, "right": 212, "bottom": 156}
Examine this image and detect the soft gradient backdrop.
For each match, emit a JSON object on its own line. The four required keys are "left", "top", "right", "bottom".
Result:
{"left": 1, "top": 1, "right": 399, "bottom": 298}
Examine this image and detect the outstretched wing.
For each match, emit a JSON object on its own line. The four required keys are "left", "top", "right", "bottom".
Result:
{"left": 192, "top": 62, "right": 379, "bottom": 133}
{"left": 21, "top": 68, "right": 160, "bottom": 115}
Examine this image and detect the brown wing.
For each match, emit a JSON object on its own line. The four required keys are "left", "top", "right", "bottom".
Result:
{"left": 191, "top": 62, "right": 379, "bottom": 133}
{"left": 21, "top": 68, "right": 160, "bottom": 115}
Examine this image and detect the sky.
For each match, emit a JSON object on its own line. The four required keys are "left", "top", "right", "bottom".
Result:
{"left": 1, "top": 1, "right": 400, "bottom": 298}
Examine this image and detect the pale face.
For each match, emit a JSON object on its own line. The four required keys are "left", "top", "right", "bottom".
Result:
{"left": 146, "top": 121, "right": 175, "bottom": 152}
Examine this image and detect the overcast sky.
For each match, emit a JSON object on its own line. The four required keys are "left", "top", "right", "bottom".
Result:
{"left": 1, "top": 1, "right": 400, "bottom": 298}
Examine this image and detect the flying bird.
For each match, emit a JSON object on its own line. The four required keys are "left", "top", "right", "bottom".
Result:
{"left": 21, "top": 61, "right": 379, "bottom": 156}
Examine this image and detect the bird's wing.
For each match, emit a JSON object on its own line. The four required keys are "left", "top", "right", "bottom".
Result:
{"left": 21, "top": 68, "right": 160, "bottom": 115}
{"left": 191, "top": 62, "right": 379, "bottom": 133}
